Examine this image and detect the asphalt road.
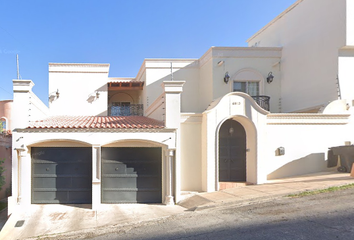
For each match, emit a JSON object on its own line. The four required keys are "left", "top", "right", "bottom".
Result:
{"left": 91, "top": 188, "right": 354, "bottom": 240}
{"left": 42, "top": 187, "right": 354, "bottom": 240}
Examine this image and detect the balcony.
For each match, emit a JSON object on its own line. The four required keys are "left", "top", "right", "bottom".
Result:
{"left": 109, "top": 104, "right": 144, "bottom": 116}
{"left": 251, "top": 95, "right": 270, "bottom": 111}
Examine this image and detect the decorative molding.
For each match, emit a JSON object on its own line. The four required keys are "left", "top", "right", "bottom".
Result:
{"left": 267, "top": 113, "right": 350, "bottom": 125}
{"left": 16, "top": 127, "right": 174, "bottom": 133}
{"left": 204, "top": 92, "right": 269, "bottom": 115}
{"left": 49, "top": 63, "right": 110, "bottom": 68}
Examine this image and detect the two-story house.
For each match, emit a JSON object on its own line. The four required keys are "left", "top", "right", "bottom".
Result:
{"left": 9, "top": 0, "right": 354, "bottom": 216}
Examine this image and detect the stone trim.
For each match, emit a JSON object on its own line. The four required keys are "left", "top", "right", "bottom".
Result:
{"left": 267, "top": 113, "right": 350, "bottom": 125}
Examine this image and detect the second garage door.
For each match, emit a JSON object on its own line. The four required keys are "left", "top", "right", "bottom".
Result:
{"left": 101, "top": 147, "right": 162, "bottom": 203}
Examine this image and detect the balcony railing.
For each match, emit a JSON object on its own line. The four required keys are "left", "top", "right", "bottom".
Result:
{"left": 251, "top": 95, "right": 270, "bottom": 111}
{"left": 109, "top": 104, "right": 144, "bottom": 116}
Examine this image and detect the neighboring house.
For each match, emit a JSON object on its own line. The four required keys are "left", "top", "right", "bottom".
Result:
{"left": 0, "top": 100, "right": 12, "bottom": 200}
{"left": 9, "top": 0, "right": 354, "bottom": 216}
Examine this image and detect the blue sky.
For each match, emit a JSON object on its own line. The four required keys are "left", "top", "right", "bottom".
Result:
{"left": 0, "top": 0, "right": 295, "bottom": 105}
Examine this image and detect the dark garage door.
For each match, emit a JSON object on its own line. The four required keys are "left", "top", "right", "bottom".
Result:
{"left": 32, "top": 147, "right": 92, "bottom": 204}
{"left": 101, "top": 147, "right": 162, "bottom": 203}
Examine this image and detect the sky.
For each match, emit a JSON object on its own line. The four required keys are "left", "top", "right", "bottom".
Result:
{"left": 0, "top": 0, "right": 296, "bottom": 105}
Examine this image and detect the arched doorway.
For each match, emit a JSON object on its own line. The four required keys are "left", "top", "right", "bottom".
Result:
{"left": 219, "top": 119, "right": 246, "bottom": 182}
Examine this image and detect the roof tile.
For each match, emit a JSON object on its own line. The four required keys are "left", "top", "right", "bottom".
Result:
{"left": 28, "top": 116, "right": 165, "bottom": 129}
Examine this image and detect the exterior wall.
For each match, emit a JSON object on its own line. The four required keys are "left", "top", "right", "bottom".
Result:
{"left": 48, "top": 63, "right": 109, "bottom": 116}
{"left": 108, "top": 90, "right": 142, "bottom": 105}
{"left": 144, "top": 60, "right": 198, "bottom": 112}
{"left": 180, "top": 114, "right": 202, "bottom": 191}
{"left": 0, "top": 100, "right": 12, "bottom": 200}
{"left": 347, "top": 0, "right": 354, "bottom": 46}
{"left": 338, "top": 48, "right": 354, "bottom": 101}
{"left": 199, "top": 51, "right": 214, "bottom": 113}
{"left": 248, "top": 0, "right": 347, "bottom": 112}
{"left": 210, "top": 47, "right": 282, "bottom": 113}
{"left": 266, "top": 113, "right": 352, "bottom": 179}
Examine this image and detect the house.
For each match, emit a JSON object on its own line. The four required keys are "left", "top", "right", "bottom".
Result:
{"left": 0, "top": 100, "right": 12, "bottom": 200}
{"left": 9, "top": 0, "right": 354, "bottom": 215}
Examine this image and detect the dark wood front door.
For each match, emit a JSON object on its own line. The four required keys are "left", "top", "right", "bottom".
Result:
{"left": 219, "top": 119, "right": 246, "bottom": 182}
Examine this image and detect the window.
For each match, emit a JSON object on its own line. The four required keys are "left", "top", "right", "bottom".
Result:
{"left": 0, "top": 118, "right": 6, "bottom": 133}
{"left": 233, "top": 81, "right": 259, "bottom": 96}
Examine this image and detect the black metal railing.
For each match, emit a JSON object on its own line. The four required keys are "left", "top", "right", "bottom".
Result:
{"left": 109, "top": 104, "right": 144, "bottom": 116}
{"left": 251, "top": 95, "right": 270, "bottom": 111}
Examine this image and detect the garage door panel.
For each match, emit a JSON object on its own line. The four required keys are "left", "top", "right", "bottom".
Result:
{"left": 103, "top": 162, "right": 129, "bottom": 174}
{"left": 102, "top": 147, "right": 162, "bottom": 203}
{"left": 32, "top": 147, "right": 92, "bottom": 204}
{"left": 102, "top": 177, "right": 137, "bottom": 189}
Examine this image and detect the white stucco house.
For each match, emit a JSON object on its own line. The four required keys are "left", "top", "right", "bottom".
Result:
{"left": 9, "top": 0, "right": 354, "bottom": 215}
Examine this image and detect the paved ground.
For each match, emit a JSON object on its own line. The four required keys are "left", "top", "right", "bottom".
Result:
{"left": 91, "top": 187, "right": 354, "bottom": 240}
{"left": 0, "top": 171, "right": 353, "bottom": 240}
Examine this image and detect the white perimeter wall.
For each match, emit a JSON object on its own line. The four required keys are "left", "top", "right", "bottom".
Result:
{"left": 265, "top": 114, "right": 353, "bottom": 179}
{"left": 248, "top": 0, "right": 346, "bottom": 112}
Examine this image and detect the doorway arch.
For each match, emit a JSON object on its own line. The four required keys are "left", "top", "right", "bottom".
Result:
{"left": 219, "top": 119, "right": 246, "bottom": 182}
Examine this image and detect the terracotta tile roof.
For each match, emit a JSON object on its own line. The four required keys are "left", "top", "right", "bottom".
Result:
{"left": 28, "top": 116, "right": 165, "bottom": 129}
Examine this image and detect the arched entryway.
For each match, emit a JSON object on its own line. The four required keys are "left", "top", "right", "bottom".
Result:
{"left": 219, "top": 119, "right": 246, "bottom": 183}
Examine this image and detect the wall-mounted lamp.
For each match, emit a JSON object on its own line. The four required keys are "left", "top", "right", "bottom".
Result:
{"left": 96, "top": 91, "right": 100, "bottom": 99}
{"left": 224, "top": 72, "right": 230, "bottom": 84}
{"left": 217, "top": 60, "right": 224, "bottom": 66}
{"left": 266, "top": 72, "right": 274, "bottom": 84}
{"left": 56, "top": 89, "right": 60, "bottom": 98}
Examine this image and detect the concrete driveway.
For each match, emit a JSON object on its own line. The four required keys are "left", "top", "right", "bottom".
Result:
{"left": 0, "top": 203, "right": 185, "bottom": 240}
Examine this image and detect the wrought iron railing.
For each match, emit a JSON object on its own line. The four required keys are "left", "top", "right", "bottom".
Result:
{"left": 109, "top": 104, "right": 144, "bottom": 116}
{"left": 251, "top": 95, "right": 270, "bottom": 111}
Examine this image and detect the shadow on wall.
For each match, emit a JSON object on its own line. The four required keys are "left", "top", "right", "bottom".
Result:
{"left": 267, "top": 153, "right": 328, "bottom": 180}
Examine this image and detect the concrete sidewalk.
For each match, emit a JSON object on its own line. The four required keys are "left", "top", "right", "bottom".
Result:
{"left": 179, "top": 171, "right": 354, "bottom": 210}
{"left": 1, "top": 171, "right": 353, "bottom": 240}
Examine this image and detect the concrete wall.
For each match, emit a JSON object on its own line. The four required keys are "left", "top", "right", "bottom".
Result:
{"left": 144, "top": 60, "right": 198, "bottom": 112}
{"left": 266, "top": 113, "right": 352, "bottom": 179}
{"left": 199, "top": 51, "right": 214, "bottom": 113}
{"left": 210, "top": 47, "right": 282, "bottom": 113}
{"left": 248, "top": 0, "right": 346, "bottom": 112}
{"left": 180, "top": 114, "right": 202, "bottom": 191}
{"left": 0, "top": 100, "right": 12, "bottom": 200}
{"left": 347, "top": 0, "right": 354, "bottom": 46}
{"left": 48, "top": 63, "right": 109, "bottom": 116}
{"left": 338, "top": 48, "right": 354, "bottom": 101}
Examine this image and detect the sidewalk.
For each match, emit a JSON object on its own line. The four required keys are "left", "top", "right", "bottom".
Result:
{"left": 0, "top": 171, "right": 353, "bottom": 240}
{"left": 178, "top": 171, "right": 354, "bottom": 210}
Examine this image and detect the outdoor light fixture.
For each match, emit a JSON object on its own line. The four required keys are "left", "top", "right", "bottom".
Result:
{"left": 217, "top": 60, "right": 224, "bottom": 66}
{"left": 56, "top": 89, "right": 60, "bottom": 98}
{"left": 266, "top": 72, "right": 274, "bottom": 84}
{"left": 224, "top": 72, "right": 230, "bottom": 84}
{"left": 96, "top": 91, "right": 100, "bottom": 99}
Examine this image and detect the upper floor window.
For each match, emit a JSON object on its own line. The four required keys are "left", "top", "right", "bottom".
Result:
{"left": 0, "top": 118, "right": 6, "bottom": 133}
{"left": 233, "top": 81, "right": 259, "bottom": 96}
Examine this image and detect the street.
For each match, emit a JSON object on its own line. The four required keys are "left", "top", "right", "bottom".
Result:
{"left": 89, "top": 188, "right": 354, "bottom": 240}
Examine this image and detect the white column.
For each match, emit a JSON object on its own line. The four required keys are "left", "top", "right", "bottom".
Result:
{"left": 162, "top": 81, "right": 185, "bottom": 203}
{"left": 92, "top": 145, "right": 101, "bottom": 210}
{"left": 165, "top": 149, "right": 175, "bottom": 205}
